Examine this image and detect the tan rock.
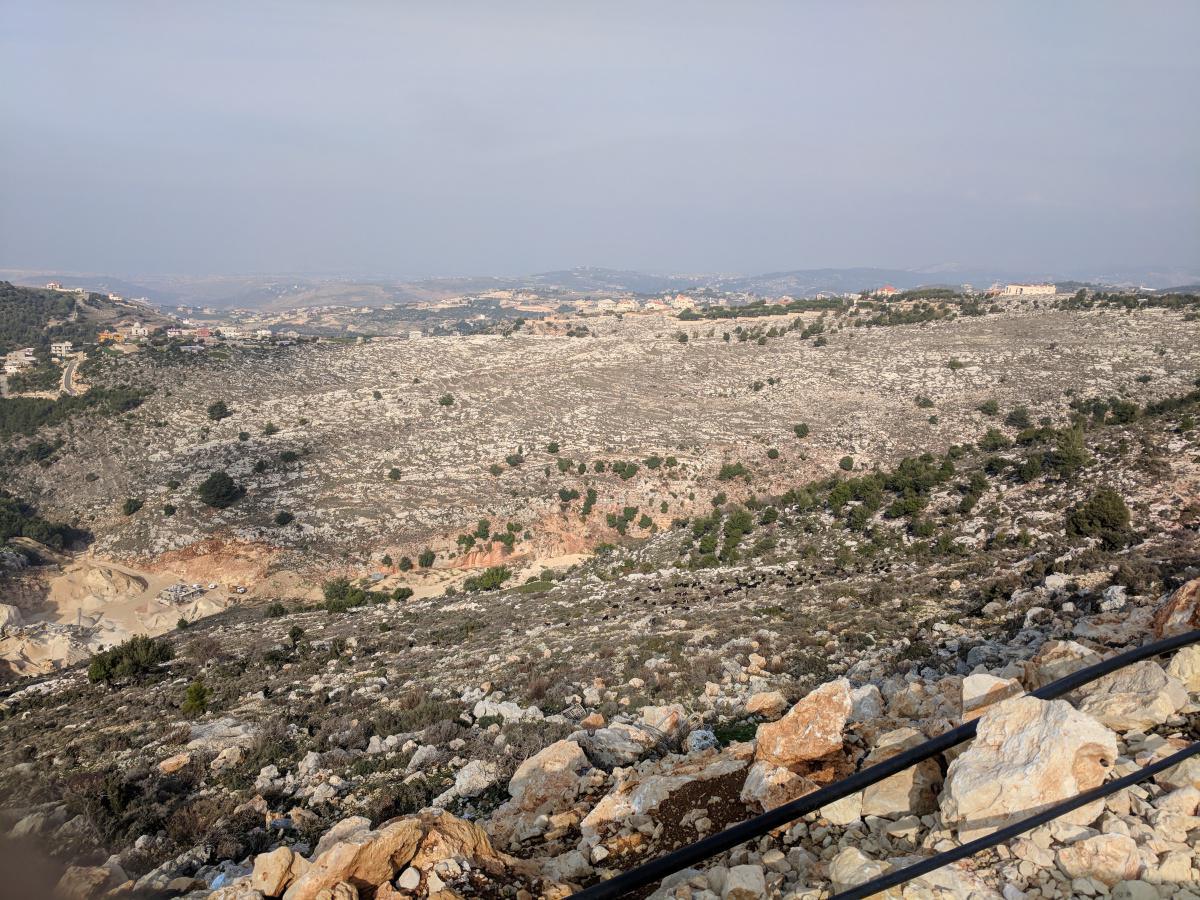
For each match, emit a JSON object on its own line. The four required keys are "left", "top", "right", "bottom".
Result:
{"left": 740, "top": 760, "right": 818, "bottom": 812}
{"left": 940, "top": 696, "right": 1117, "bottom": 841}
{"left": 1056, "top": 834, "right": 1141, "bottom": 886}
{"left": 209, "top": 883, "right": 267, "bottom": 900}
{"left": 286, "top": 810, "right": 522, "bottom": 900}
{"left": 745, "top": 690, "right": 789, "bottom": 720}
{"left": 860, "top": 727, "right": 942, "bottom": 819}
{"left": 721, "top": 864, "right": 766, "bottom": 900}
{"left": 1165, "top": 644, "right": 1200, "bottom": 692}
{"left": 828, "top": 847, "right": 890, "bottom": 892}
{"left": 54, "top": 866, "right": 113, "bottom": 900}
{"left": 312, "top": 816, "right": 372, "bottom": 859}
{"left": 754, "top": 679, "right": 850, "bottom": 770}
{"left": 818, "top": 790, "right": 864, "bottom": 826}
{"left": 961, "top": 673, "right": 1023, "bottom": 721}
{"left": 580, "top": 712, "right": 605, "bottom": 729}
{"left": 1077, "top": 661, "right": 1188, "bottom": 731}
{"left": 252, "top": 846, "right": 310, "bottom": 897}
{"left": 488, "top": 739, "right": 591, "bottom": 843}
{"left": 1152, "top": 576, "right": 1200, "bottom": 638}
{"left": 1022, "top": 640, "right": 1101, "bottom": 690}
{"left": 158, "top": 751, "right": 193, "bottom": 775}
{"left": 580, "top": 750, "right": 747, "bottom": 847}
{"left": 1136, "top": 737, "right": 1200, "bottom": 790}
{"left": 313, "top": 884, "right": 358, "bottom": 900}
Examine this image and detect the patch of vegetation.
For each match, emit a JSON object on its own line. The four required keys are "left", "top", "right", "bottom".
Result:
{"left": 88, "top": 635, "right": 174, "bottom": 683}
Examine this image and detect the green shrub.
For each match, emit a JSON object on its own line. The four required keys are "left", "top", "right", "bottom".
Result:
{"left": 274, "top": 510, "right": 294, "bottom": 526}
{"left": 793, "top": 423, "right": 810, "bottom": 438}
{"left": 838, "top": 456, "right": 854, "bottom": 471}
{"left": 196, "top": 471, "right": 243, "bottom": 509}
{"left": 206, "top": 400, "right": 230, "bottom": 421}
{"left": 88, "top": 635, "right": 174, "bottom": 683}
{"left": 463, "top": 566, "right": 512, "bottom": 592}
{"left": 121, "top": 497, "right": 143, "bottom": 516}
{"left": 1065, "top": 487, "right": 1131, "bottom": 549}
{"left": 977, "top": 398, "right": 999, "bottom": 416}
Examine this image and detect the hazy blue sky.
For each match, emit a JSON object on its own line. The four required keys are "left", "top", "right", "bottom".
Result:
{"left": 2, "top": 1, "right": 1197, "bottom": 277}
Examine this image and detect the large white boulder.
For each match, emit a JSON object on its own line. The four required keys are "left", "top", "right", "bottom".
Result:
{"left": 940, "top": 696, "right": 1117, "bottom": 842}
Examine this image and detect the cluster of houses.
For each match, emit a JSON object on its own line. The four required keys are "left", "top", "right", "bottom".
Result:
{"left": 3, "top": 347, "right": 37, "bottom": 376}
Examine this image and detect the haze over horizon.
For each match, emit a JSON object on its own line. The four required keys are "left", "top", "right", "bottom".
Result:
{"left": 2, "top": 1, "right": 1198, "bottom": 279}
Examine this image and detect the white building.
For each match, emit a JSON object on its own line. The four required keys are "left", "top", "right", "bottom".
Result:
{"left": 4, "top": 348, "right": 36, "bottom": 374}
{"left": 50, "top": 341, "right": 73, "bottom": 357}
{"left": 128, "top": 324, "right": 151, "bottom": 338}
{"left": 1001, "top": 283, "right": 1056, "bottom": 297}
{"left": 254, "top": 328, "right": 273, "bottom": 340}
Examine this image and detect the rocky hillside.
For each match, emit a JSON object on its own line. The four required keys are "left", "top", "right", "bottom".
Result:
{"left": 4, "top": 305, "right": 1198, "bottom": 591}
{"left": 1, "top": 391, "right": 1198, "bottom": 898}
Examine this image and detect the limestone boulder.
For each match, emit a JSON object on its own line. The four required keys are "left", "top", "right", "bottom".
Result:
{"left": 745, "top": 690, "right": 789, "bottom": 720}
{"left": 860, "top": 727, "right": 942, "bottom": 819}
{"left": 0, "top": 603, "right": 23, "bottom": 629}
{"left": 940, "top": 696, "right": 1117, "bottom": 841}
{"left": 1077, "top": 660, "right": 1188, "bottom": 731}
{"left": 848, "top": 684, "right": 884, "bottom": 722}
{"left": 1022, "top": 640, "right": 1101, "bottom": 691}
{"left": 721, "top": 864, "right": 766, "bottom": 900}
{"left": 580, "top": 750, "right": 747, "bottom": 847}
{"left": 54, "top": 866, "right": 115, "bottom": 900}
{"left": 828, "top": 848, "right": 889, "bottom": 892}
{"left": 283, "top": 810, "right": 516, "bottom": 900}
{"left": 739, "top": 760, "right": 818, "bottom": 813}
{"left": 960, "top": 673, "right": 1023, "bottom": 721}
{"left": 251, "top": 846, "right": 310, "bottom": 897}
{"left": 573, "top": 724, "right": 658, "bottom": 769}
{"left": 1165, "top": 644, "right": 1200, "bottom": 692}
{"left": 1152, "top": 577, "right": 1200, "bottom": 638}
{"left": 1056, "top": 834, "right": 1141, "bottom": 886}
{"left": 488, "top": 739, "right": 591, "bottom": 843}
{"left": 754, "top": 679, "right": 850, "bottom": 770}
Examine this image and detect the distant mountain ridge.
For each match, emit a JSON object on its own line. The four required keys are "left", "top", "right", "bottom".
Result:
{"left": 2, "top": 264, "right": 1197, "bottom": 311}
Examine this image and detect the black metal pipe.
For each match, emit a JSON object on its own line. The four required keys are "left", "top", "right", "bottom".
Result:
{"left": 570, "top": 628, "right": 1200, "bottom": 899}
{"left": 833, "top": 739, "right": 1200, "bottom": 899}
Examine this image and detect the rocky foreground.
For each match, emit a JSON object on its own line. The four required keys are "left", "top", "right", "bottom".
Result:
{"left": 18, "top": 576, "right": 1200, "bottom": 900}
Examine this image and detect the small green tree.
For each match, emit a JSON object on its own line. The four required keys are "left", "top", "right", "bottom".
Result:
{"left": 181, "top": 680, "right": 210, "bottom": 717}
{"left": 418, "top": 548, "right": 435, "bottom": 568}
